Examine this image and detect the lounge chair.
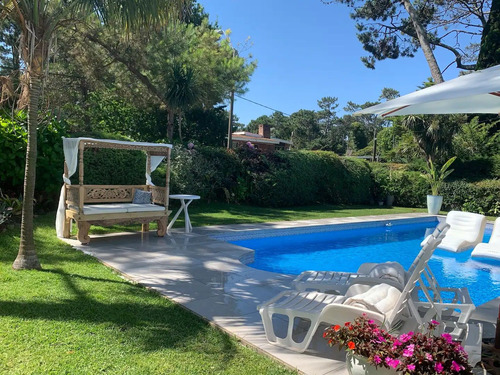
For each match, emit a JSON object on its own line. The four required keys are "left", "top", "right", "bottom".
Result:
{"left": 294, "top": 227, "right": 476, "bottom": 330}
{"left": 259, "top": 223, "right": 483, "bottom": 365}
{"left": 471, "top": 217, "right": 500, "bottom": 260}
{"left": 436, "top": 211, "right": 486, "bottom": 253}
{"left": 258, "top": 224, "right": 446, "bottom": 353}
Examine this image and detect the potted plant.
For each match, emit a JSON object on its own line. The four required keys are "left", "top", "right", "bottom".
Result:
{"left": 421, "top": 156, "right": 456, "bottom": 215}
{"left": 324, "top": 314, "right": 472, "bottom": 375}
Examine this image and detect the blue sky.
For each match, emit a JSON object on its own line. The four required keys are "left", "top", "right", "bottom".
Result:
{"left": 202, "top": 0, "right": 469, "bottom": 126}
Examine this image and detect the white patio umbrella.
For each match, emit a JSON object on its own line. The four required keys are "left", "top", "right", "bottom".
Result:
{"left": 355, "top": 64, "right": 500, "bottom": 117}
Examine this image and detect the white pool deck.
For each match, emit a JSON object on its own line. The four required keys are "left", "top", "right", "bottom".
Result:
{"left": 63, "top": 213, "right": 499, "bottom": 375}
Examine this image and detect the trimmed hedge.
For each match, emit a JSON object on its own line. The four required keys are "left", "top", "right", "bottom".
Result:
{"left": 372, "top": 163, "right": 500, "bottom": 215}
{"left": 156, "top": 147, "right": 373, "bottom": 207}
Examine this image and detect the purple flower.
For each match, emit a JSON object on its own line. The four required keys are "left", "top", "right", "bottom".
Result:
{"left": 246, "top": 141, "right": 254, "bottom": 149}
{"left": 441, "top": 333, "right": 453, "bottom": 344}
{"left": 373, "top": 355, "right": 382, "bottom": 364}
{"left": 187, "top": 142, "right": 195, "bottom": 150}
{"left": 451, "top": 361, "right": 462, "bottom": 372}
{"left": 407, "top": 364, "right": 416, "bottom": 371}
{"left": 435, "top": 362, "right": 444, "bottom": 373}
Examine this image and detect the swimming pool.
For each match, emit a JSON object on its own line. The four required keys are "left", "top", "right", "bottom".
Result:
{"left": 217, "top": 218, "right": 497, "bottom": 306}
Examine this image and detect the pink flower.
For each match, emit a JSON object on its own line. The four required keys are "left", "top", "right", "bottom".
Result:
{"left": 435, "top": 362, "right": 444, "bottom": 373}
{"left": 377, "top": 335, "right": 386, "bottom": 343}
{"left": 451, "top": 360, "right": 463, "bottom": 372}
{"left": 407, "top": 364, "right": 416, "bottom": 371}
{"left": 391, "top": 339, "right": 402, "bottom": 350}
{"left": 368, "top": 319, "right": 374, "bottom": 324}
{"left": 385, "top": 357, "right": 400, "bottom": 369}
{"left": 430, "top": 320, "right": 440, "bottom": 325}
{"left": 399, "top": 333, "right": 412, "bottom": 343}
{"left": 373, "top": 355, "right": 382, "bottom": 364}
{"left": 441, "top": 333, "right": 453, "bottom": 344}
{"left": 425, "top": 353, "right": 433, "bottom": 361}
{"left": 403, "top": 344, "right": 415, "bottom": 357}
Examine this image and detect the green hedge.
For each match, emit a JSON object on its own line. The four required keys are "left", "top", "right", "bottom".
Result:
{"left": 372, "top": 163, "right": 500, "bottom": 215}
{"left": 0, "top": 113, "right": 67, "bottom": 208}
{"left": 441, "top": 179, "right": 500, "bottom": 216}
{"left": 156, "top": 148, "right": 373, "bottom": 207}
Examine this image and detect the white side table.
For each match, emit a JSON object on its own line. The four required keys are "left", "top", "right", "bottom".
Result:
{"left": 167, "top": 194, "right": 200, "bottom": 234}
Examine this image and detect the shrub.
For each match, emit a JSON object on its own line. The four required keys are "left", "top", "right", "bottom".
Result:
{"left": 441, "top": 179, "right": 500, "bottom": 216}
{"left": 245, "top": 151, "right": 372, "bottom": 207}
{"left": 371, "top": 165, "right": 428, "bottom": 208}
{"left": 166, "top": 145, "right": 242, "bottom": 201}
{"left": 0, "top": 112, "right": 68, "bottom": 208}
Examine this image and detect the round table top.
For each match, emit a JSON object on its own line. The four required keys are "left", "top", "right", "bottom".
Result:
{"left": 169, "top": 194, "right": 201, "bottom": 200}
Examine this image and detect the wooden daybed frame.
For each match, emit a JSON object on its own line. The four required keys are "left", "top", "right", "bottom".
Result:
{"left": 61, "top": 138, "right": 171, "bottom": 244}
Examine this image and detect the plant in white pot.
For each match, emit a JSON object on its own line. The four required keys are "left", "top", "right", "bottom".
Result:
{"left": 421, "top": 156, "right": 457, "bottom": 215}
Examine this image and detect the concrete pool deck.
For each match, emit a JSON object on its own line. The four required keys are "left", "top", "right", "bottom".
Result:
{"left": 63, "top": 213, "right": 498, "bottom": 375}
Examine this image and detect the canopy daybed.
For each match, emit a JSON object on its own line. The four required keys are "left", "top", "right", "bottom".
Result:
{"left": 55, "top": 137, "right": 172, "bottom": 244}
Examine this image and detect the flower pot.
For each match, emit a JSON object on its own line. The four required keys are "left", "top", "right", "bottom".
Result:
{"left": 426, "top": 195, "right": 443, "bottom": 215}
{"left": 386, "top": 195, "right": 395, "bottom": 207}
{"left": 346, "top": 353, "right": 398, "bottom": 375}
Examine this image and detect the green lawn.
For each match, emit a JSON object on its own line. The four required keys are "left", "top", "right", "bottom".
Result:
{"left": 0, "top": 204, "right": 433, "bottom": 374}
{"left": 0, "top": 214, "right": 296, "bottom": 374}
{"left": 89, "top": 202, "right": 430, "bottom": 234}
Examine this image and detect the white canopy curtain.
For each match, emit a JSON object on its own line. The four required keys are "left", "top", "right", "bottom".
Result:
{"left": 55, "top": 137, "right": 172, "bottom": 237}
{"left": 355, "top": 64, "right": 500, "bottom": 117}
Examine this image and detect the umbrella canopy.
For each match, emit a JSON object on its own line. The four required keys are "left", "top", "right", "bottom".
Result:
{"left": 355, "top": 64, "right": 500, "bottom": 117}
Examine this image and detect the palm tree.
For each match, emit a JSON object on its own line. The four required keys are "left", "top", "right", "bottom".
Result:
{"left": 165, "top": 63, "right": 199, "bottom": 142}
{"left": 1, "top": 0, "right": 183, "bottom": 270}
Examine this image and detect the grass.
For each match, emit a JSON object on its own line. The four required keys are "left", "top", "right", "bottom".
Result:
{"left": 0, "top": 214, "right": 296, "bottom": 375}
{"left": 0, "top": 204, "right": 440, "bottom": 373}
{"left": 89, "top": 202, "right": 430, "bottom": 234}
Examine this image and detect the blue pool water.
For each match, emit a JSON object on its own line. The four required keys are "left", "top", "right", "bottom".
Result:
{"left": 226, "top": 219, "right": 498, "bottom": 306}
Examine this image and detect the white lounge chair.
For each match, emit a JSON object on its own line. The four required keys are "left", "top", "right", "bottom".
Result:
{"left": 258, "top": 224, "right": 446, "bottom": 353}
{"left": 293, "top": 261, "right": 406, "bottom": 295}
{"left": 259, "top": 223, "right": 483, "bottom": 365}
{"left": 471, "top": 217, "right": 500, "bottom": 260}
{"left": 293, "top": 223, "right": 478, "bottom": 357}
{"left": 437, "top": 211, "right": 486, "bottom": 253}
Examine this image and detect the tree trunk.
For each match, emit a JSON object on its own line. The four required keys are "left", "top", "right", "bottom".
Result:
{"left": 13, "top": 73, "right": 42, "bottom": 270}
{"left": 401, "top": 0, "right": 444, "bottom": 83}
{"left": 167, "top": 109, "right": 174, "bottom": 141}
{"left": 476, "top": 0, "right": 500, "bottom": 69}
{"left": 177, "top": 112, "right": 183, "bottom": 143}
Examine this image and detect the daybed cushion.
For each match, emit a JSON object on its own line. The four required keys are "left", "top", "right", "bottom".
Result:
{"left": 126, "top": 203, "right": 165, "bottom": 213}
{"left": 82, "top": 203, "right": 165, "bottom": 215}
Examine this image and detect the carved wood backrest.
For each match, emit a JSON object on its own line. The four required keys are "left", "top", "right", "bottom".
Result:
{"left": 66, "top": 185, "right": 167, "bottom": 206}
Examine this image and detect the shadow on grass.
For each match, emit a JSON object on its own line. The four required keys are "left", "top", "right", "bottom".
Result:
{"left": 0, "top": 214, "right": 240, "bottom": 368}
{"left": 1, "top": 266, "right": 239, "bottom": 365}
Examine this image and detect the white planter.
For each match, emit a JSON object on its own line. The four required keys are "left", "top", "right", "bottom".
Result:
{"left": 426, "top": 195, "right": 443, "bottom": 215}
{"left": 346, "top": 353, "right": 397, "bottom": 375}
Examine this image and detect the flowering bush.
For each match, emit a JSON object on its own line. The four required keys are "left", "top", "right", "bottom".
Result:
{"left": 323, "top": 314, "right": 472, "bottom": 374}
